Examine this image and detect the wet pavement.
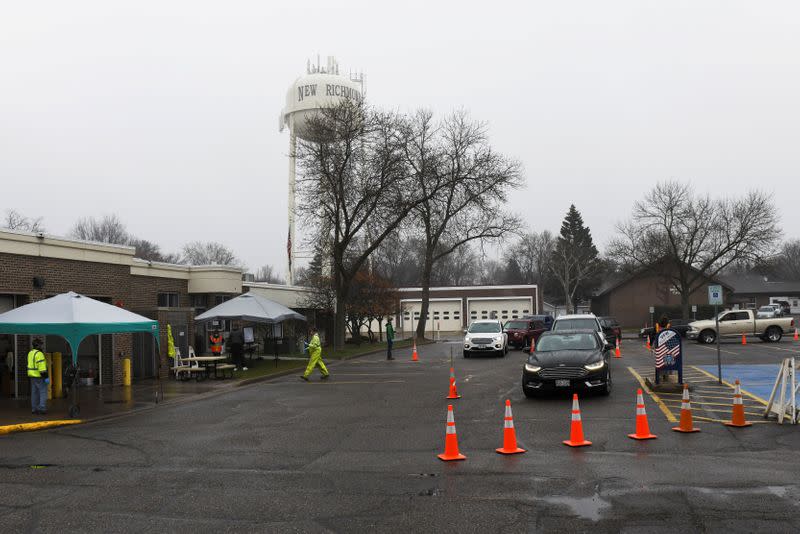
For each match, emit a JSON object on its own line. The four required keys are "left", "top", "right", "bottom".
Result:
{"left": 1, "top": 338, "right": 799, "bottom": 532}
{"left": 0, "top": 378, "right": 231, "bottom": 426}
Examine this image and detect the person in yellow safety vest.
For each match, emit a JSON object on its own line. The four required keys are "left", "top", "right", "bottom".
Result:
{"left": 300, "top": 327, "right": 329, "bottom": 381}
{"left": 27, "top": 338, "right": 49, "bottom": 415}
{"left": 209, "top": 329, "right": 223, "bottom": 355}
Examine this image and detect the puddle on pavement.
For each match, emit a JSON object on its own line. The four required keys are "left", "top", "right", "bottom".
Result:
{"left": 542, "top": 493, "right": 610, "bottom": 522}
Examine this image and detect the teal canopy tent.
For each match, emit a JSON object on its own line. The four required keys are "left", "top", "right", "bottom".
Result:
{"left": 0, "top": 292, "right": 160, "bottom": 364}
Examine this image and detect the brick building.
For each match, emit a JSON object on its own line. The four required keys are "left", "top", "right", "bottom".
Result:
{"left": 591, "top": 268, "right": 733, "bottom": 328}
{"left": 0, "top": 229, "right": 242, "bottom": 399}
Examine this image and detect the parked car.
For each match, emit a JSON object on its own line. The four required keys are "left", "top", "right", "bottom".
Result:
{"left": 551, "top": 314, "right": 607, "bottom": 343}
{"left": 687, "top": 309, "right": 795, "bottom": 344}
{"left": 772, "top": 300, "right": 792, "bottom": 315}
{"left": 756, "top": 305, "right": 782, "bottom": 318}
{"left": 503, "top": 318, "right": 549, "bottom": 349}
{"left": 463, "top": 319, "right": 508, "bottom": 358}
{"left": 521, "top": 314, "right": 554, "bottom": 330}
{"left": 639, "top": 318, "right": 692, "bottom": 339}
{"left": 598, "top": 316, "right": 621, "bottom": 346}
{"left": 521, "top": 329, "right": 612, "bottom": 397}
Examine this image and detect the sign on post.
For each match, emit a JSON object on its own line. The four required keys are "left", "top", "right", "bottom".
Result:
{"left": 708, "top": 284, "right": 724, "bottom": 383}
{"left": 708, "top": 284, "right": 723, "bottom": 306}
{"left": 654, "top": 328, "right": 683, "bottom": 385}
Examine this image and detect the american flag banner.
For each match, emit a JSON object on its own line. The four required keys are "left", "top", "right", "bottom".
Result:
{"left": 654, "top": 329, "right": 681, "bottom": 368}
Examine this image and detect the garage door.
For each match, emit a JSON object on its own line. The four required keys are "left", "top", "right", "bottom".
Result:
{"left": 400, "top": 300, "right": 462, "bottom": 333}
{"left": 467, "top": 298, "right": 533, "bottom": 324}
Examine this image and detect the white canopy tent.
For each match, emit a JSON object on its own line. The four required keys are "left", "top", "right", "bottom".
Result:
{"left": 194, "top": 292, "right": 306, "bottom": 324}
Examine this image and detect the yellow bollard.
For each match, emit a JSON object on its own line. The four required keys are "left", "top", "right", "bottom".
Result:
{"left": 52, "top": 352, "right": 63, "bottom": 399}
{"left": 123, "top": 384, "right": 132, "bottom": 404}
{"left": 122, "top": 357, "right": 131, "bottom": 386}
{"left": 46, "top": 353, "right": 53, "bottom": 400}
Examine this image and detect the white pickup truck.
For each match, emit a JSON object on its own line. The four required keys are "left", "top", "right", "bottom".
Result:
{"left": 687, "top": 309, "right": 795, "bottom": 344}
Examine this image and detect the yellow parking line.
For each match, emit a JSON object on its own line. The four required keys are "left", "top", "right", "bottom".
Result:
{"left": 696, "top": 345, "right": 739, "bottom": 355}
{"left": 693, "top": 415, "right": 771, "bottom": 424}
{"left": 627, "top": 367, "right": 678, "bottom": 423}
{"left": 690, "top": 366, "right": 769, "bottom": 406}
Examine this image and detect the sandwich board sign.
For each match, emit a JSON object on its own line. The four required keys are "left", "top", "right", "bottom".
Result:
{"left": 708, "top": 285, "right": 723, "bottom": 306}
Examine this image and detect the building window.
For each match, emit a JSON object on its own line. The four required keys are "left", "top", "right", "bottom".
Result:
{"left": 433, "top": 312, "right": 440, "bottom": 319}
{"left": 512, "top": 314, "right": 518, "bottom": 319}
{"left": 190, "top": 294, "right": 207, "bottom": 308}
{"left": 158, "top": 293, "right": 179, "bottom": 307}
{"left": 454, "top": 312, "right": 461, "bottom": 319}
{"left": 522, "top": 309, "right": 530, "bottom": 314}
{"left": 214, "top": 295, "right": 231, "bottom": 306}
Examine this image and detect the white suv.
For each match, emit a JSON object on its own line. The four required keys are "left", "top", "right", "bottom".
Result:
{"left": 464, "top": 320, "right": 508, "bottom": 358}
{"left": 551, "top": 314, "right": 607, "bottom": 344}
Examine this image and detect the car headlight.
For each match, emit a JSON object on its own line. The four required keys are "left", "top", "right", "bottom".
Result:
{"left": 584, "top": 360, "right": 605, "bottom": 371}
{"left": 494, "top": 335, "right": 502, "bottom": 342}
{"left": 524, "top": 363, "right": 542, "bottom": 373}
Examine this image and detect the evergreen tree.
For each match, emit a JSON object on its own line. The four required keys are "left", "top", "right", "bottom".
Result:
{"left": 550, "top": 205, "right": 600, "bottom": 312}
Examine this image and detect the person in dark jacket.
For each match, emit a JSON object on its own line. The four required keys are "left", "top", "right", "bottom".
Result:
{"left": 228, "top": 324, "right": 247, "bottom": 371}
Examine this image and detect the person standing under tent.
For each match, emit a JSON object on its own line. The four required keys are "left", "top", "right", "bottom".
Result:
{"left": 228, "top": 324, "right": 247, "bottom": 372}
{"left": 27, "top": 338, "right": 48, "bottom": 415}
{"left": 209, "top": 328, "right": 223, "bottom": 356}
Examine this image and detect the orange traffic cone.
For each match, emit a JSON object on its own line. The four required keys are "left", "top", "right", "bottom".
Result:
{"left": 628, "top": 389, "right": 657, "bottom": 440}
{"left": 412, "top": 341, "right": 419, "bottom": 362}
{"left": 646, "top": 337, "right": 651, "bottom": 351}
{"left": 446, "top": 367, "right": 461, "bottom": 399}
{"left": 614, "top": 338, "right": 621, "bottom": 359}
{"left": 725, "top": 379, "right": 752, "bottom": 427}
{"left": 741, "top": 333, "right": 747, "bottom": 346}
{"left": 496, "top": 399, "right": 526, "bottom": 455}
{"left": 562, "top": 394, "right": 592, "bottom": 447}
{"left": 437, "top": 404, "right": 466, "bottom": 461}
{"left": 794, "top": 328, "right": 798, "bottom": 341}
{"left": 672, "top": 384, "right": 700, "bottom": 433}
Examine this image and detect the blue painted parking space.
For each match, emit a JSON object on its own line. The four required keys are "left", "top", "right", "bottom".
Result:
{"left": 697, "top": 364, "right": 798, "bottom": 404}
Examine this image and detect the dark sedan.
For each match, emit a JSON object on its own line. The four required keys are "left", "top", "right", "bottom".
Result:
{"left": 639, "top": 318, "right": 691, "bottom": 339}
{"left": 521, "top": 329, "right": 612, "bottom": 398}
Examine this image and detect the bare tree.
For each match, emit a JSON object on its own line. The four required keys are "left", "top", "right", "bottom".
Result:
{"left": 296, "top": 100, "right": 424, "bottom": 349}
{"left": 402, "top": 109, "right": 523, "bottom": 340}
{"left": 70, "top": 214, "right": 129, "bottom": 244}
{"left": 610, "top": 181, "right": 781, "bottom": 319}
{"left": 182, "top": 241, "right": 240, "bottom": 266}
{"left": 509, "top": 230, "right": 556, "bottom": 294}
{"left": 128, "top": 238, "right": 163, "bottom": 261}
{"left": 254, "top": 265, "right": 285, "bottom": 284}
{"left": 4, "top": 209, "right": 45, "bottom": 232}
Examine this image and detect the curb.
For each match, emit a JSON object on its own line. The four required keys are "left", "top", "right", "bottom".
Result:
{"left": 2, "top": 339, "right": 437, "bottom": 435}
{"left": 0, "top": 419, "right": 84, "bottom": 436}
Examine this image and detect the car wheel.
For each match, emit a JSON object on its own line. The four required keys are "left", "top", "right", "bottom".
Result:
{"left": 463, "top": 351, "right": 470, "bottom": 358}
{"left": 699, "top": 329, "right": 716, "bottom": 344}
{"left": 522, "top": 338, "right": 529, "bottom": 351}
{"left": 600, "top": 368, "right": 612, "bottom": 396}
{"left": 765, "top": 326, "right": 783, "bottom": 342}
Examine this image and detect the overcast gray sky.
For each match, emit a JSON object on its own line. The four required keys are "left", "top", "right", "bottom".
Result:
{"left": 2, "top": 1, "right": 798, "bottom": 275}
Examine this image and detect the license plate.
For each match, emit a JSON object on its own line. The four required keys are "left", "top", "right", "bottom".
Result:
{"left": 555, "top": 379, "right": 570, "bottom": 387}
{"left": 478, "top": 344, "right": 489, "bottom": 349}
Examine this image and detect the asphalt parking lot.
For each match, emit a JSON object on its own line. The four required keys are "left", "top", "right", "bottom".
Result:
{"left": 1, "top": 337, "right": 799, "bottom": 533}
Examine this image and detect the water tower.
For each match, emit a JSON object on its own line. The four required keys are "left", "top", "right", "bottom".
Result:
{"left": 280, "top": 56, "right": 364, "bottom": 285}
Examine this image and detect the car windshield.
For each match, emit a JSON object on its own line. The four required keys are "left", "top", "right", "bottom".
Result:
{"left": 537, "top": 333, "right": 598, "bottom": 351}
{"left": 504, "top": 321, "right": 527, "bottom": 330}
{"left": 553, "top": 318, "right": 597, "bottom": 331}
{"left": 469, "top": 322, "right": 501, "bottom": 333}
